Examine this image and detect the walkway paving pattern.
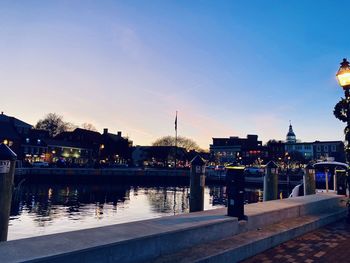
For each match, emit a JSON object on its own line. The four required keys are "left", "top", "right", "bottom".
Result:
{"left": 242, "top": 219, "right": 350, "bottom": 263}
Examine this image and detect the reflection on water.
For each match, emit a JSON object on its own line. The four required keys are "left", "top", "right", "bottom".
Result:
{"left": 8, "top": 183, "right": 263, "bottom": 240}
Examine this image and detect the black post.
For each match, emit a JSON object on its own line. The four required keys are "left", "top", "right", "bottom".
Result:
{"left": 226, "top": 164, "right": 245, "bottom": 220}
{"left": 189, "top": 155, "right": 205, "bottom": 212}
{"left": 0, "top": 143, "right": 17, "bottom": 242}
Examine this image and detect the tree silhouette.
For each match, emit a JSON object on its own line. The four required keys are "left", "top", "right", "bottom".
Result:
{"left": 81, "top": 123, "right": 98, "bottom": 132}
{"left": 152, "top": 136, "right": 202, "bottom": 151}
{"left": 35, "top": 113, "right": 76, "bottom": 137}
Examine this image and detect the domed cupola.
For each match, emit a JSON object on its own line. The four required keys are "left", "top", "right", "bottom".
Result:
{"left": 286, "top": 121, "right": 296, "bottom": 143}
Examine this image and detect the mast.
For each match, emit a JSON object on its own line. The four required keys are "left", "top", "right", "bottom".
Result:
{"left": 175, "top": 111, "right": 178, "bottom": 170}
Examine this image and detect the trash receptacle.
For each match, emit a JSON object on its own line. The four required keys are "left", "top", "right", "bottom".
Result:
{"left": 335, "top": 168, "right": 347, "bottom": 195}
{"left": 226, "top": 165, "right": 245, "bottom": 220}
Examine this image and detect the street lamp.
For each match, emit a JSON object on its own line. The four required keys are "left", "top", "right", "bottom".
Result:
{"left": 336, "top": 58, "right": 350, "bottom": 88}
{"left": 334, "top": 58, "right": 350, "bottom": 164}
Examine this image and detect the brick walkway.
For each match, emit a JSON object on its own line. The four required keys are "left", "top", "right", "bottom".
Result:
{"left": 242, "top": 219, "right": 350, "bottom": 263}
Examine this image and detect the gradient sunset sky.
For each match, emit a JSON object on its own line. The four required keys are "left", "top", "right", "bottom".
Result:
{"left": 1, "top": 1, "right": 349, "bottom": 149}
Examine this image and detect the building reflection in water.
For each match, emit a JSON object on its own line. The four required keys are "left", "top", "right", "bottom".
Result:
{"left": 8, "top": 183, "right": 266, "bottom": 240}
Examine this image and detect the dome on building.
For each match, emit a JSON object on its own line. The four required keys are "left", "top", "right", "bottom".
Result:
{"left": 286, "top": 122, "right": 296, "bottom": 143}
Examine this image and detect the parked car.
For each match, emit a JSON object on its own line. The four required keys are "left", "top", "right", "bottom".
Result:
{"left": 32, "top": 161, "right": 49, "bottom": 168}
{"left": 108, "top": 163, "right": 129, "bottom": 168}
{"left": 245, "top": 167, "right": 263, "bottom": 176}
{"left": 215, "top": 165, "right": 226, "bottom": 171}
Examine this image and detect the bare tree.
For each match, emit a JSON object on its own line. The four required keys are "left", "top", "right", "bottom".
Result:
{"left": 81, "top": 123, "right": 98, "bottom": 132}
{"left": 35, "top": 113, "right": 76, "bottom": 137}
{"left": 152, "top": 136, "right": 202, "bottom": 151}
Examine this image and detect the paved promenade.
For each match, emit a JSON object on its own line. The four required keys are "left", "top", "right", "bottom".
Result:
{"left": 242, "top": 218, "right": 350, "bottom": 263}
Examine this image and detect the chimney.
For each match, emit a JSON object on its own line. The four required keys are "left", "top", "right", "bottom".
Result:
{"left": 103, "top": 128, "right": 108, "bottom": 134}
{"left": 117, "top": 131, "right": 122, "bottom": 137}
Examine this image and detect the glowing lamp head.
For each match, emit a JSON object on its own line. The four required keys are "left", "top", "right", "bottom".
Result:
{"left": 336, "top": 58, "right": 350, "bottom": 88}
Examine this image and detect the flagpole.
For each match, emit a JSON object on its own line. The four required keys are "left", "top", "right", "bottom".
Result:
{"left": 175, "top": 111, "right": 178, "bottom": 170}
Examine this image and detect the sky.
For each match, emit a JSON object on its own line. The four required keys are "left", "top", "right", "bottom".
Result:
{"left": 1, "top": 0, "right": 350, "bottom": 149}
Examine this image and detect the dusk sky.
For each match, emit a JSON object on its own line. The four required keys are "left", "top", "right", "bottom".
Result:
{"left": 1, "top": 1, "right": 349, "bottom": 149}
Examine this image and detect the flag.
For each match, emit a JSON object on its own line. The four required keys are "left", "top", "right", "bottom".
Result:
{"left": 175, "top": 112, "right": 177, "bottom": 131}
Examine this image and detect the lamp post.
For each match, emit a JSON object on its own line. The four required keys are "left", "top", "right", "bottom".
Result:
{"left": 335, "top": 58, "right": 350, "bottom": 222}
{"left": 335, "top": 58, "right": 350, "bottom": 164}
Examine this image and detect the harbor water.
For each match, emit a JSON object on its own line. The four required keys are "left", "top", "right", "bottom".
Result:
{"left": 7, "top": 182, "right": 274, "bottom": 240}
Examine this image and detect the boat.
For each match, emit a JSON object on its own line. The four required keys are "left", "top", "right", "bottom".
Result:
{"left": 290, "top": 161, "right": 348, "bottom": 197}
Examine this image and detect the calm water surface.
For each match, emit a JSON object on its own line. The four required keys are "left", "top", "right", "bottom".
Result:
{"left": 8, "top": 183, "right": 263, "bottom": 240}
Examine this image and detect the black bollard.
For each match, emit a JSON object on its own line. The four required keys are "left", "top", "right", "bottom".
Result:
{"left": 263, "top": 161, "right": 279, "bottom": 201}
{"left": 189, "top": 155, "right": 206, "bottom": 212}
{"left": 226, "top": 164, "right": 245, "bottom": 220}
{"left": 0, "top": 143, "right": 17, "bottom": 242}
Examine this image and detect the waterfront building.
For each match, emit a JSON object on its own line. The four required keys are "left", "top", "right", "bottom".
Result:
{"left": 0, "top": 113, "right": 133, "bottom": 166}
{"left": 132, "top": 146, "right": 187, "bottom": 167}
{"left": 209, "top": 135, "right": 268, "bottom": 165}
{"left": 283, "top": 123, "right": 345, "bottom": 163}
{"left": 285, "top": 142, "right": 314, "bottom": 161}
{"left": 0, "top": 112, "right": 32, "bottom": 154}
{"left": 313, "top": 140, "right": 345, "bottom": 162}
{"left": 21, "top": 129, "right": 49, "bottom": 163}
{"left": 284, "top": 123, "right": 315, "bottom": 162}
{"left": 55, "top": 128, "right": 102, "bottom": 161}
{"left": 55, "top": 128, "right": 133, "bottom": 165}
{"left": 266, "top": 140, "right": 285, "bottom": 161}
{"left": 45, "top": 139, "right": 93, "bottom": 166}
{"left": 286, "top": 122, "right": 296, "bottom": 143}
{"left": 100, "top": 129, "right": 133, "bottom": 165}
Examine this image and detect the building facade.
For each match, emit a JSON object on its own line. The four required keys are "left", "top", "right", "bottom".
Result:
{"left": 313, "top": 141, "right": 345, "bottom": 162}
{"left": 210, "top": 135, "right": 268, "bottom": 165}
{"left": 286, "top": 122, "right": 296, "bottom": 143}
{"left": 283, "top": 123, "right": 345, "bottom": 163}
{"left": 0, "top": 112, "right": 32, "bottom": 156}
{"left": 285, "top": 142, "right": 314, "bottom": 161}
{"left": 266, "top": 140, "right": 285, "bottom": 161}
